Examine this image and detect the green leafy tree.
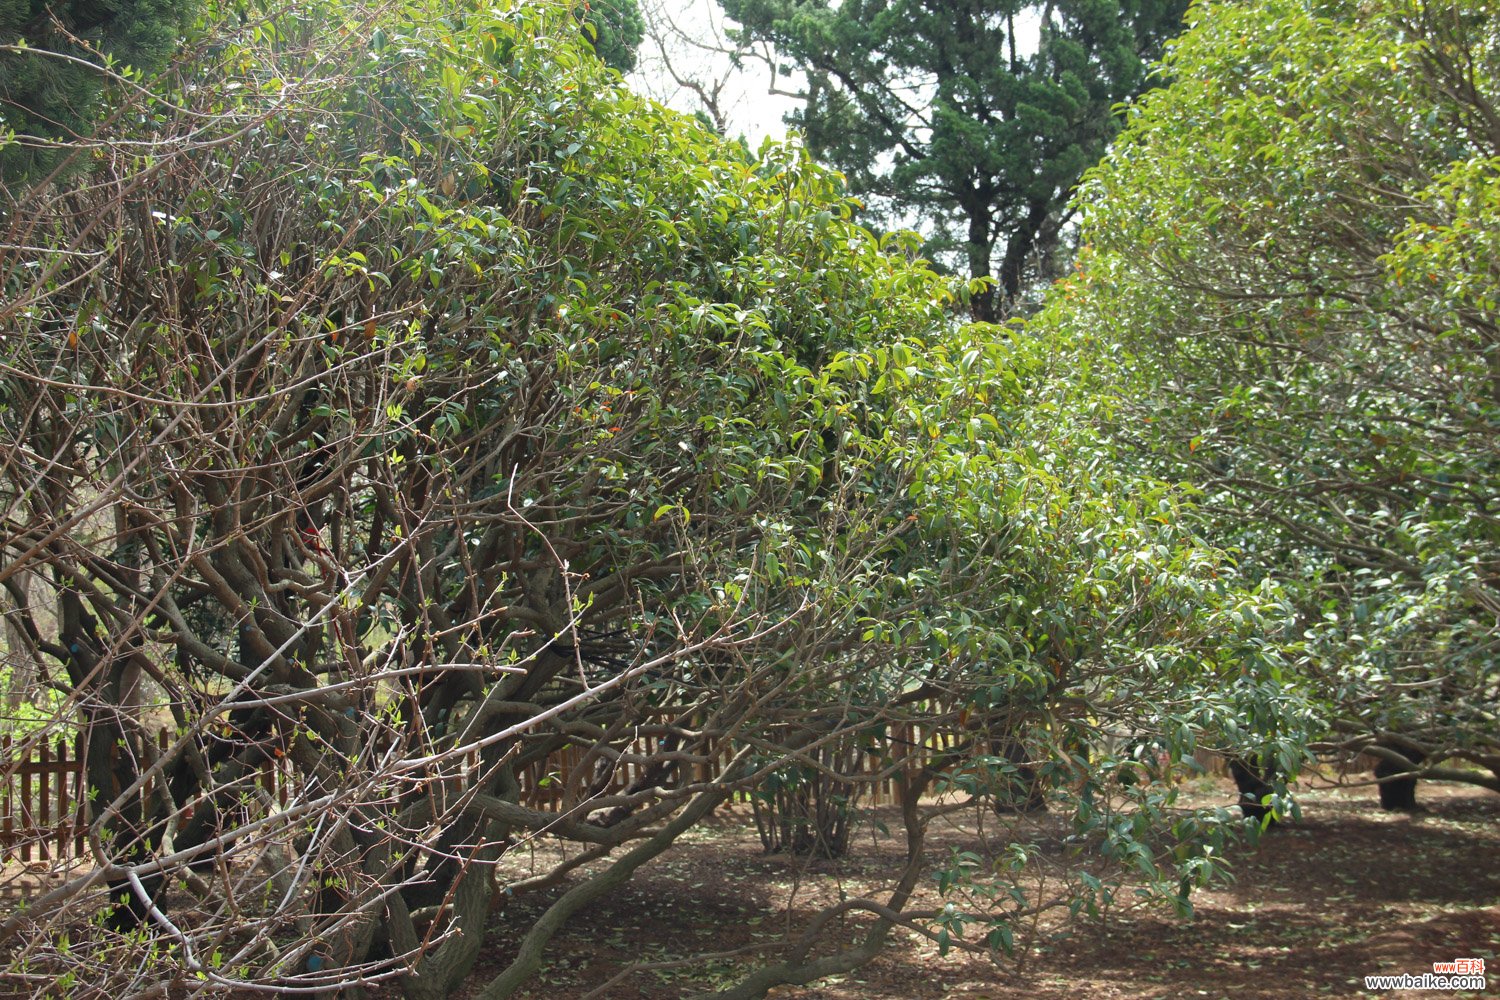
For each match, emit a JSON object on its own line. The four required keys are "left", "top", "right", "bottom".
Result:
{"left": 1037, "top": 0, "right": 1500, "bottom": 800}
{"left": 0, "top": 0, "right": 1316, "bottom": 993}
{"left": 0, "top": 0, "right": 196, "bottom": 183}
{"left": 719, "top": 0, "right": 1190, "bottom": 320}
{"left": 575, "top": 0, "right": 644, "bottom": 71}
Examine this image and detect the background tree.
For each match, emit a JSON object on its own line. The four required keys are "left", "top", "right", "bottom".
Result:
{"left": 0, "top": 0, "right": 196, "bottom": 183}
{"left": 1035, "top": 0, "right": 1500, "bottom": 802}
{"left": 628, "top": 0, "right": 786, "bottom": 136}
{"left": 575, "top": 0, "right": 645, "bottom": 71}
{"left": 719, "top": 0, "right": 1190, "bottom": 320}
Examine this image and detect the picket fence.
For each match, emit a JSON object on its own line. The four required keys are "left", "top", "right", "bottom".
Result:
{"left": 1, "top": 734, "right": 85, "bottom": 863}
{"left": 1, "top": 723, "right": 952, "bottom": 863}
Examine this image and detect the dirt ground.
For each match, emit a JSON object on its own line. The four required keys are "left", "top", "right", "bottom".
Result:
{"left": 443, "top": 776, "right": 1499, "bottom": 1000}
{"left": 4, "top": 776, "right": 1495, "bottom": 998}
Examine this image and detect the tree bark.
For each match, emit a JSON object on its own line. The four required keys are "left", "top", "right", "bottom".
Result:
{"left": 966, "top": 202, "right": 997, "bottom": 323}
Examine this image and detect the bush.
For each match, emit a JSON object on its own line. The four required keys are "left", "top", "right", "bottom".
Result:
{"left": 1037, "top": 0, "right": 1500, "bottom": 795}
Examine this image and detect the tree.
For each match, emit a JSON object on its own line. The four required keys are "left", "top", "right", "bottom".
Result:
{"left": 0, "top": 0, "right": 1308, "bottom": 994}
{"left": 0, "top": 0, "right": 963, "bottom": 990}
{"left": 719, "top": 0, "right": 1190, "bottom": 321}
{"left": 575, "top": 0, "right": 645, "bottom": 71}
{"left": 628, "top": 0, "right": 773, "bottom": 136}
{"left": 0, "top": 0, "right": 196, "bottom": 183}
{"left": 1036, "top": 0, "right": 1500, "bottom": 802}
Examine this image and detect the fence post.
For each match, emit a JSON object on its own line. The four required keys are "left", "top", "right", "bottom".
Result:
{"left": 38, "top": 740, "right": 52, "bottom": 862}
{"left": 73, "top": 732, "right": 85, "bottom": 856}
{"left": 54, "top": 735, "right": 70, "bottom": 863}
{"left": 2, "top": 734, "right": 12, "bottom": 862}
{"left": 19, "top": 741, "right": 33, "bottom": 863}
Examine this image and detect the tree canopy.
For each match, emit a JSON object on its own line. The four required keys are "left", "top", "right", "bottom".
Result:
{"left": 0, "top": 0, "right": 1276, "bottom": 994}
{"left": 1034, "top": 0, "right": 1499, "bottom": 794}
{"left": 719, "top": 0, "right": 1190, "bottom": 320}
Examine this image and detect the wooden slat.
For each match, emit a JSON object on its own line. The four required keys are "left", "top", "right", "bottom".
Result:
{"left": 3, "top": 714, "right": 953, "bottom": 854}
{"left": 37, "top": 741, "right": 50, "bottom": 862}
{"left": 73, "top": 733, "right": 85, "bottom": 856}
{"left": 2, "top": 734, "right": 13, "bottom": 861}
{"left": 20, "top": 744, "right": 32, "bottom": 863}
{"left": 55, "top": 735, "right": 71, "bottom": 860}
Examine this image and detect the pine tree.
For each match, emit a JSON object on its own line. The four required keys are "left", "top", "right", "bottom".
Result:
{"left": 1, "top": 0, "right": 196, "bottom": 184}
{"left": 721, "top": 0, "right": 1189, "bottom": 320}
{"left": 576, "top": 0, "right": 645, "bottom": 73}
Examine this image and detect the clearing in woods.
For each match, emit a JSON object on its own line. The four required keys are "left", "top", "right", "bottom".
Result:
{"left": 3, "top": 778, "right": 1494, "bottom": 998}
{"left": 441, "top": 778, "right": 1499, "bottom": 1000}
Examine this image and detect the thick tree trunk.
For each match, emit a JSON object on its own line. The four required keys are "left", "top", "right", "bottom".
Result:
{"left": 399, "top": 829, "right": 509, "bottom": 1000}
{"left": 965, "top": 205, "right": 997, "bottom": 323}
{"left": 995, "top": 197, "right": 1051, "bottom": 314}
{"left": 990, "top": 736, "right": 1046, "bottom": 814}
{"left": 1229, "top": 756, "right": 1279, "bottom": 825}
{"left": 2, "top": 570, "right": 39, "bottom": 717}
{"left": 1373, "top": 742, "right": 1426, "bottom": 811}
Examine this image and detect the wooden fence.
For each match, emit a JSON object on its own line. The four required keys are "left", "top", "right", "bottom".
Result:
{"left": 0, "top": 730, "right": 293, "bottom": 865}
{"left": 2, "top": 723, "right": 954, "bottom": 863}
{"left": 1, "top": 733, "right": 84, "bottom": 864}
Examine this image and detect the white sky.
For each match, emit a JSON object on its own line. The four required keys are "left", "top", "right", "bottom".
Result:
{"left": 624, "top": 0, "right": 801, "bottom": 147}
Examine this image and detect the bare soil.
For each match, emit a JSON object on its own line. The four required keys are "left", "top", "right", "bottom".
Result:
{"left": 448, "top": 777, "right": 1499, "bottom": 1000}
{"left": 5, "top": 777, "right": 1495, "bottom": 998}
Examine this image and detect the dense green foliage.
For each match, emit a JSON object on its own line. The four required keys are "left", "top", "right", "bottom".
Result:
{"left": 575, "top": 0, "right": 644, "bottom": 71}
{"left": 11, "top": 0, "right": 1494, "bottom": 994}
{"left": 0, "top": 0, "right": 1280, "bottom": 994}
{"left": 0, "top": 0, "right": 196, "bottom": 182}
{"left": 1036, "top": 0, "right": 1499, "bottom": 792}
{"left": 719, "top": 0, "right": 1190, "bottom": 319}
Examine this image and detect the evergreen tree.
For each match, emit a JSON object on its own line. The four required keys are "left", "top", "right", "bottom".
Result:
{"left": 721, "top": 0, "right": 1189, "bottom": 320}
{"left": 576, "top": 0, "right": 645, "bottom": 73}
{"left": 1039, "top": 0, "right": 1500, "bottom": 799}
{"left": 0, "top": 0, "right": 196, "bottom": 184}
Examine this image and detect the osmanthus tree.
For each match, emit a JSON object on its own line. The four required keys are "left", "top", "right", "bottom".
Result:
{"left": 717, "top": 0, "right": 1191, "bottom": 321}
{"left": 0, "top": 0, "right": 955, "bottom": 992}
{"left": 0, "top": 0, "right": 1307, "bottom": 997}
{"left": 0, "top": 0, "right": 640, "bottom": 187}
{"left": 1035, "top": 0, "right": 1500, "bottom": 803}
{"left": 841, "top": 324, "right": 1311, "bottom": 947}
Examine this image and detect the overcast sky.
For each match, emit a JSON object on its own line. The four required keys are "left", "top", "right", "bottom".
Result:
{"left": 624, "top": 0, "right": 800, "bottom": 147}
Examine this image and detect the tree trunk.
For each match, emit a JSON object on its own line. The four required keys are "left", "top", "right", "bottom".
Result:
{"left": 2, "top": 569, "right": 39, "bottom": 719}
{"left": 471, "top": 785, "right": 730, "bottom": 1000}
{"left": 995, "top": 197, "right": 1051, "bottom": 314}
{"left": 966, "top": 204, "right": 997, "bottom": 323}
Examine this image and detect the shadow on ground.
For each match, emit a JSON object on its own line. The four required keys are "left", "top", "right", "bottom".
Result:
{"left": 367, "top": 781, "right": 1498, "bottom": 1000}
